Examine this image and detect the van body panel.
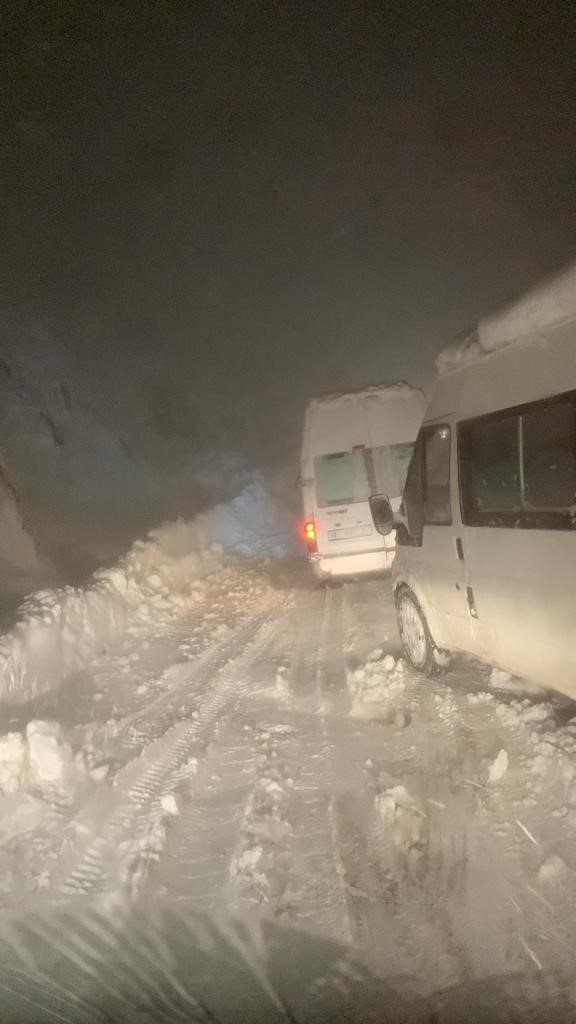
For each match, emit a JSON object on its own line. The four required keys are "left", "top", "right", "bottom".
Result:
{"left": 301, "top": 384, "right": 425, "bottom": 579}
{"left": 462, "top": 528, "right": 576, "bottom": 692}
{"left": 391, "top": 265, "right": 576, "bottom": 697}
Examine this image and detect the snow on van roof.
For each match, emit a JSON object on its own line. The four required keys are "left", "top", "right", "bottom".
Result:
{"left": 437, "top": 261, "right": 576, "bottom": 376}
{"left": 309, "top": 381, "right": 417, "bottom": 407}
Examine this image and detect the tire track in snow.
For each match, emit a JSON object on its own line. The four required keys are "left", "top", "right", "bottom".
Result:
{"left": 341, "top": 576, "right": 399, "bottom": 670}
{"left": 145, "top": 594, "right": 318, "bottom": 919}
{"left": 282, "top": 585, "right": 352, "bottom": 943}
{"left": 315, "top": 582, "right": 431, "bottom": 982}
{"left": 142, "top": 614, "right": 297, "bottom": 913}
{"left": 100, "top": 609, "right": 278, "bottom": 765}
{"left": 162, "top": 583, "right": 353, "bottom": 934}
{"left": 146, "top": 719, "right": 259, "bottom": 912}
{"left": 52, "top": 603, "right": 289, "bottom": 899}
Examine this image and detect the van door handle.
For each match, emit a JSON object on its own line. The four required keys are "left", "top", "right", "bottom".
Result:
{"left": 455, "top": 537, "right": 464, "bottom": 561}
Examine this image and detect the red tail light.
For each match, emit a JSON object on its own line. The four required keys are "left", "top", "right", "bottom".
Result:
{"left": 302, "top": 518, "right": 317, "bottom": 551}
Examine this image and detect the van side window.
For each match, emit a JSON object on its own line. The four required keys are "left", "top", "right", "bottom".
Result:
{"left": 459, "top": 413, "right": 521, "bottom": 515}
{"left": 459, "top": 390, "right": 576, "bottom": 529}
{"left": 523, "top": 397, "right": 576, "bottom": 510}
{"left": 423, "top": 426, "right": 452, "bottom": 525}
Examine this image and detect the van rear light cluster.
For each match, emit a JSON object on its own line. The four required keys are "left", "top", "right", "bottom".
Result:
{"left": 302, "top": 518, "right": 317, "bottom": 552}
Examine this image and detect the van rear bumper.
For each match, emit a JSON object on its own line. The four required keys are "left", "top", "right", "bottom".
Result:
{"left": 308, "top": 547, "right": 394, "bottom": 580}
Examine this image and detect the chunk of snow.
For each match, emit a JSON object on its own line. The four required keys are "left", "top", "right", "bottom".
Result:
{"left": 521, "top": 703, "right": 553, "bottom": 724}
{"left": 488, "top": 749, "right": 509, "bottom": 783}
{"left": 234, "top": 846, "right": 262, "bottom": 873}
{"left": 348, "top": 656, "right": 406, "bottom": 718}
{"left": 0, "top": 732, "right": 26, "bottom": 795}
{"left": 490, "top": 668, "right": 513, "bottom": 688}
{"left": 259, "top": 779, "right": 285, "bottom": 801}
{"left": 375, "top": 785, "right": 426, "bottom": 854}
{"left": 160, "top": 793, "right": 180, "bottom": 817}
{"left": 537, "top": 855, "right": 568, "bottom": 887}
{"left": 22, "top": 720, "right": 75, "bottom": 790}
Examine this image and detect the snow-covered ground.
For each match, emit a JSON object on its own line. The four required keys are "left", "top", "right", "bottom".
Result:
{"left": 1, "top": 526, "right": 576, "bottom": 1017}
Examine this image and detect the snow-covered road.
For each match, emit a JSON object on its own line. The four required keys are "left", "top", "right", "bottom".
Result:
{"left": 2, "top": 555, "right": 576, "bottom": 1011}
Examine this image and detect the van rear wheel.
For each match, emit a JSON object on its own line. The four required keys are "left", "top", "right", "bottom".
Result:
{"left": 396, "top": 587, "right": 438, "bottom": 676}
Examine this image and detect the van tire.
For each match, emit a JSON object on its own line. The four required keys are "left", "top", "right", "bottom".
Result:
{"left": 395, "top": 587, "right": 439, "bottom": 677}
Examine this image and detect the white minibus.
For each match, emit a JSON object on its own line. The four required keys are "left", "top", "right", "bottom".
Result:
{"left": 301, "top": 383, "right": 425, "bottom": 582}
{"left": 370, "top": 263, "right": 576, "bottom": 697}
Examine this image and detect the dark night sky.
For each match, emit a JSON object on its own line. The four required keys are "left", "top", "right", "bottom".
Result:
{"left": 2, "top": 0, "right": 576, "bottom": 463}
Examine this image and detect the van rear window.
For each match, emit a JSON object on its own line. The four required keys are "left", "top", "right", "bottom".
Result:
{"left": 314, "top": 443, "right": 413, "bottom": 508}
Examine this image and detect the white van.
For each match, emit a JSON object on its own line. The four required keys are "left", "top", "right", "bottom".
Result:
{"left": 370, "top": 263, "right": 576, "bottom": 698}
{"left": 300, "top": 383, "right": 426, "bottom": 582}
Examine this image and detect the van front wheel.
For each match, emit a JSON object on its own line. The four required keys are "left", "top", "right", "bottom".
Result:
{"left": 396, "top": 588, "right": 438, "bottom": 676}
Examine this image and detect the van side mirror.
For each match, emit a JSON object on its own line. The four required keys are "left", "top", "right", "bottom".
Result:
{"left": 369, "top": 494, "right": 395, "bottom": 536}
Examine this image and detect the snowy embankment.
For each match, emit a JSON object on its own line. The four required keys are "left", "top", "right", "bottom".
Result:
{"left": 0, "top": 516, "right": 223, "bottom": 706}
{"left": 0, "top": 455, "right": 299, "bottom": 707}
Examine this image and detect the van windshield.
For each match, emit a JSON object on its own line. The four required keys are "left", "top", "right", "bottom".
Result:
{"left": 314, "top": 443, "right": 414, "bottom": 507}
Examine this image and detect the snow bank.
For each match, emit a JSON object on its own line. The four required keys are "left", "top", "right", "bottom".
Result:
{"left": 437, "top": 261, "right": 576, "bottom": 376}
{"left": 0, "top": 515, "right": 222, "bottom": 705}
{"left": 0, "top": 455, "right": 298, "bottom": 706}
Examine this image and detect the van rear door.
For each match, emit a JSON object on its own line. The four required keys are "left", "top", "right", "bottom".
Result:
{"left": 313, "top": 448, "right": 384, "bottom": 555}
{"left": 313, "top": 444, "right": 412, "bottom": 555}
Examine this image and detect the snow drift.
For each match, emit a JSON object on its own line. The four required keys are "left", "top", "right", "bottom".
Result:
{"left": 0, "top": 471, "right": 298, "bottom": 707}
{"left": 0, "top": 516, "right": 223, "bottom": 706}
